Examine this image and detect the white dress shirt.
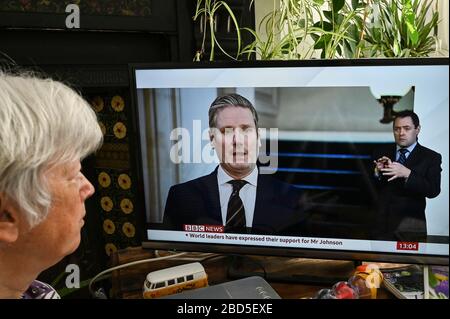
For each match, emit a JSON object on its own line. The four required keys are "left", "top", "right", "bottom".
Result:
{"left": 217, "top": 165, "right": 258, "bottom": 227}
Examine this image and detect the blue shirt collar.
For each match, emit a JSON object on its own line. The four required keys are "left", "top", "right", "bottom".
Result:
{"left": 396, "top": 141, "right": 417, "bottom": 154}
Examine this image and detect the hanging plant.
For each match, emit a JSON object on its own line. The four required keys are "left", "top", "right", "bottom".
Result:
{"left": 193, "top": 0, "right": 243, "bottom": 61}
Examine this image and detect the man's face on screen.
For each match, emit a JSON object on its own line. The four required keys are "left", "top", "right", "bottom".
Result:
{"left": 210, "top": 106, "right": 260, "bottom": 177}
{"left": 393, "top": 116, "right": 420, "bottom": 148}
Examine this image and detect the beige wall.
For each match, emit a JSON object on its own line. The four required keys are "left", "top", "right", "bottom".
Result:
{"left": 437, "top": 0, "right": 449, "bottom": 54}
{"left": 265, "top": 87, "right": 414, "bottom": 132}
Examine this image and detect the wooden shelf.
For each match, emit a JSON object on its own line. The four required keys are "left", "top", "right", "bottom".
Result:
{"left": 109, "top": 246, "right": 395, "bottom": 299}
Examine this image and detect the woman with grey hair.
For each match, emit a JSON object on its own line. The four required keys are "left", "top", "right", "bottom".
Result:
{"left": 0, "top": 72, "right": 103, "bottom": 298}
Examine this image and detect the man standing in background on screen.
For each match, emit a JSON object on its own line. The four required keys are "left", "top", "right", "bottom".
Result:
{"left": 162, "top": 93, "right": 306, "bottom": 235}
{"left": 372, "top": 110, "right": 442, "bottom": 242}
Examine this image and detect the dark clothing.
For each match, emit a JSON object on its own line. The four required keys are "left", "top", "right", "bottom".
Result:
{"left": 372, "top": 143, "right": 442, "bottom": 241}
{"left": 224, "top": 180, "right": 248, "bottom": 233}
{"left": 162, "top": 168, "right": 306, "bottom": 235}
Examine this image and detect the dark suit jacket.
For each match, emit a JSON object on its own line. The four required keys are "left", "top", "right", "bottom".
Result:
{"left": 162, "top": 167, "right": 306, "bottom": 235}
{"left": 372, "top": 143, "right": 442, "bottom": 241}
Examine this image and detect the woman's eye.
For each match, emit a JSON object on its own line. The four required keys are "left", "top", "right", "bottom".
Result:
{"left": 71, "top": 172, "right": 82, "bottom": 181}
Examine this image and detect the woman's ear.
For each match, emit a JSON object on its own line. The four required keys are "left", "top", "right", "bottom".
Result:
{"left": 0, "top": 195, "right": 20, "bottom": 243}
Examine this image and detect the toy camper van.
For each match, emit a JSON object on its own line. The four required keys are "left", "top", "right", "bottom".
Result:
{"left": 143, "top": 262, "right": 208, "bottom": 299}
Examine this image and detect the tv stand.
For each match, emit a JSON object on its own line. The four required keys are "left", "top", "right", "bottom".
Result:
{"left": 226, "top": 255, "right": 356, "bottom": 286}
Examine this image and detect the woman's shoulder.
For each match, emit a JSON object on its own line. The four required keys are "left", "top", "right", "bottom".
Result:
{"left": 22, "top": 280, "right": 60, "bottom": 299}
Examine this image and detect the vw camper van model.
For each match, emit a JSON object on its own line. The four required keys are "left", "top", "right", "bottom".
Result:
{"left": 143, "top": 262, "right": 208, "bottom": 298}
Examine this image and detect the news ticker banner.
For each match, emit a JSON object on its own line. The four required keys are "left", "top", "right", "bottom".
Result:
{"left": 147, "top": 228, "right": 448, "bottom": 256}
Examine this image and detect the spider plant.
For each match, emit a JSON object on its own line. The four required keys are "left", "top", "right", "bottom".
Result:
{"left": 193, "top": 0, "right": 441, "bottom": 61}
{"left": 193, "top": 0, "right": 242, "bottom": 61}
{"left": 310, "top": 0, "right": 367, "bottom": 59}
{"left": 241, "top": 0, "right": 324, "bottom": 60}
{"left": 362, "top": 0, "right": 440, "bottom": 57}
{"left": 241, "top": 0, "right": 367, "bottom": 60}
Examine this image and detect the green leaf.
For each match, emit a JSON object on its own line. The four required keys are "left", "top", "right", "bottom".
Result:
{"left": 298, "top": 18, "right": 306, "bottom": 28}
{"left": 314, "top": 0, "right": 325, "bottom": 6}
{"left": 323, "top": 10, "right": 333, "bottom": 23}
{"left": 343, "top": 39, "right": 352, "bottom": 57}
{"left": 281, "top": 41, "right": 294, "bottom": 51}
{"left": 332, "top": 0, "right": 345, "bottom": 14}
{"left": 351, "top": 0, "right": 361, "bottom": 10}
{"left": 314, "top": 39, "right": 326, "bottom": 50}
{"left": 402, "top": 0, "right": 419, "bottom": 45}
{"left": 335, "top": 13, "right": 344, "bottom": 25}
{"left": 348, "top": 23, "right": 359, "bottom": 41}
{"left": 57, "top": 278, "right": 92, "bottom": 298}
{"left": 393, "top": 39, "right": 400, "bottom": 56}
{"left": 314, "top": 34, "right": 332, "bottom": 49}
{"left": 310, "top": 33, "right": 320, "bottom": 42}
{"left": 428, "top": 270, "right": 439, "bottom": 287}
{"left": 51, "top": 271, "right": 68, "bottom": 287}
{"left": 314, "top": 21, "right": 333, "bottom": 32}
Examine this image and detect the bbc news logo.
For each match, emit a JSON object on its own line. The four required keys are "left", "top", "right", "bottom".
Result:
{"left": 183, "top": 224, "right": 224, "bottom": 233}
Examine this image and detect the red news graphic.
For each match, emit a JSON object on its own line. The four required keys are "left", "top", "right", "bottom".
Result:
{"left": 183, "top": 224, "right": 224, "bottom": 233}
{"left": 396, "top": 241, "right": 419, "bottom": 251}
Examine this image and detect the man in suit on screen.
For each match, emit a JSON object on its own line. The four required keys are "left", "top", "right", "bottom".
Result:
{"left": 372, "top": 110, "right": 442, "bottom": 241}
{"left": 162, "top": 93, "right": 305, "bottom": 235}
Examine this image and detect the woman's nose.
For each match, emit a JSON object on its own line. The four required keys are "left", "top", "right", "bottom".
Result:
{"left": 80, "top": 174, "right": 95, "bottom": 200}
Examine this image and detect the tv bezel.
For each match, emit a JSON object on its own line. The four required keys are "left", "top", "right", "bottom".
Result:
{"left": 129, "top": 57, "right": 449, "bottom": 266}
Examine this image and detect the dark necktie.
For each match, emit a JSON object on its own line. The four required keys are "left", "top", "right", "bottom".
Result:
{"left": 225, "top": 180, "right": 247, "bottom": 233}
{"left": 397, "top": 148, "right": 408, "bottom": 165}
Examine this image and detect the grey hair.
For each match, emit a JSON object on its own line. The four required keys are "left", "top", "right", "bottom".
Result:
{"left": 0, "top": 71, "right": 103, "bottom": 227}
{"left": 208, "top": 93, "right": 259, "bottom": 129}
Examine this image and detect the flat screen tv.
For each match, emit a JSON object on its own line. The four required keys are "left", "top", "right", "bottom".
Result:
{"left": 130, "top": 58, "right": 448, "bottom": 266}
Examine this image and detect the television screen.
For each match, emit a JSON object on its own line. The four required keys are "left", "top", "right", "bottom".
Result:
{"left": 131, "top": 58, "right": 448, "bottom": 265}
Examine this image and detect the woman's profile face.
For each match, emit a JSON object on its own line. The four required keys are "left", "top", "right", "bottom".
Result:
{"left": 26, "top": 160, "right": 95, "bottom": 266}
